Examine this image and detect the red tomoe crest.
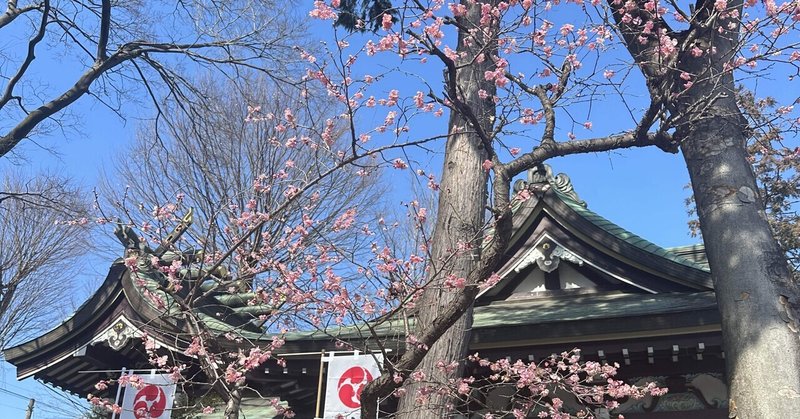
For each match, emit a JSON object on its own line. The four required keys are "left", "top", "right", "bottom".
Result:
{"left": 337, "top": 366, "right": 374, "bottom": 409}
{"left": 132, "top": 384, "right": 167, "bottom": 419}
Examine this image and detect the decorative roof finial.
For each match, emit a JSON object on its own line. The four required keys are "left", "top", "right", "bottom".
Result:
{"left": 529, "top": 163, "right": 554, "bottom": 185}
{"left": 512, "top": 164, "right": 587, "bottom": 207}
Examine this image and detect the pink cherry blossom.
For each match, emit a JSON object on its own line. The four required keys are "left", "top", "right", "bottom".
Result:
{"left": 393, "top": 158, "right": 408, "bottom": 169}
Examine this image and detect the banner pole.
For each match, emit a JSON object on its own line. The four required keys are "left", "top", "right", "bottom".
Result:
{"left": 111, "top": 367, "right": 127, "bottom": 419}
{"left": 314, "top": 349, "right": 326, "bottom": 418}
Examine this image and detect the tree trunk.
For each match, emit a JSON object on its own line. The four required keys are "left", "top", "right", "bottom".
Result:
{"left": 681, "top": 96, "right": 800, "bottom": 418}
{"left": 607, "top": 0, "right": 800, "bottom": 414}
{"left": 676, "top": 14, "right": 800, "bottom": 414}
{"left": 394, "top": 1, "right": 497, "bottom": 417}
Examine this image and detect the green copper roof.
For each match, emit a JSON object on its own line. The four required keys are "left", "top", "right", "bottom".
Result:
{"left": 127, "top": 265, "right": 269, "bottom": 336}
{"left": 278, "top": 291, "right": 717, "bottom": 342}
{"left": 666, "top": 243, "right": 710, "bottom": 270}
{"left": 473, "top": 291, "right": 717, "bottom": 327}
{"left": 551, "top": 188, "right": 709, "bottom": 272}
{"left": 508, "top": 165, "right": 709, "bottom": 276}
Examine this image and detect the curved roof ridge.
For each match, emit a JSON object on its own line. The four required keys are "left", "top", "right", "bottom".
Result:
{"left": 551, "top": 187, "right": 709, "bottom": 272}
{"left": 512, "top": 164, "right": 709, "bottom": 274}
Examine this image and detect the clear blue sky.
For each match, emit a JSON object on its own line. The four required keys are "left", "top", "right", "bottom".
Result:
{"left": 0, "top": 6, "right": 719, "bottom": 418}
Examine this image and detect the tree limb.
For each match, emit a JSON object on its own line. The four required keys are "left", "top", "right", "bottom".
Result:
{"left": 0, "top": 48, "right": 137, "bottom": 158}
{"left": 0, "top": 0, "right": 41, "bottom": 30}
{"left": 0, "top": 0, "right": 49, "bottom": 112}
{"left": 96, "top": 0, "right": 111, "bottom": 60}
{"left": 506, "top": 131, "right": 678, "bottom": 177}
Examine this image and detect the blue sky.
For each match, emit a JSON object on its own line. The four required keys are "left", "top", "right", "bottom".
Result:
{"left": 0, "top": 6, "right": 716, "bottom": 418}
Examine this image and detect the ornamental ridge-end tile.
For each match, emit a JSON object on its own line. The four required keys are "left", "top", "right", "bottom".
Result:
{"left": 513, "top": 163, "right": 587, "bottom": 207}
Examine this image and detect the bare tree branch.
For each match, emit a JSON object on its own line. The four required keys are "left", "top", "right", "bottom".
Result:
{"left": 0, "top": 0, "right": 49, "bottom": 112}
{"left": 96, "top": 0, "right": 111, "bottom": 60}
{"left": 0, "top": 0, "right": 303, "bottom": 159}
{"left": 0, "top": 172, "right": 91, "bottom": 350}
{"left": 0, "top": 0, "right": 41, "bottom": 30}
{"left": 0, "top": 48, "right": 137, "bottom": 156}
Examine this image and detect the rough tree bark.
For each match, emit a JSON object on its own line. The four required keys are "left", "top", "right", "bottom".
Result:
{"left": 394, "top": 2, "right": 498, "bottom": 417}
{"left": 681, "top": 91, "right": 800, "bottom": 418}
{"left": 609, "top": 0, "right": 800, "bottom": 415}
{"left": 678, "top": 46, "right": 800, "bottom": 419}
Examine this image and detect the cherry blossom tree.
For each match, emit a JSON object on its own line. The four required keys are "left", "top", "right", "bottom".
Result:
{"left": 85, "top": 81, "right": 445, "bottom": 417}
{"left": 89, "top": 161, "right": 665, "bottom": 419}
{"left": 302, "top": 0, "right": 800, "bottom": 417}
{"left": 101, "top": 76, "right": 385, "bottom": 284}
{"left": 80, "top": 0, "right": 800, "bottom": 417}
{"left": 78, "top": 66, "right": 664, "bottom": 416}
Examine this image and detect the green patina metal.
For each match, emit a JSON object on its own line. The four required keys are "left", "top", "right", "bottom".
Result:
{"left": 554, "top": 189, "right": 708, "bottom": 272}
{"left": 113, "top": 210, "right": 272, "bottom": 338}
{"left": 277, "top": 291, "right": 718, "bottom": 343}
{"left": 514, "top": 164, "right": 707, "bottom": 272}
{"left": 471, "top": 291, "right": 716, "bottom": 328}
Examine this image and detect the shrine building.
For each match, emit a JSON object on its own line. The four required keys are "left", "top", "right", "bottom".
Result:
{"left": 4, "top": 166, "right": 728, "bottom": 418}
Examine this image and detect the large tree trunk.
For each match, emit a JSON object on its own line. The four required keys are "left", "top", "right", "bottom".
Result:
{"left": 676, "top": 11, "right": 800, "bottom": 417}
{"left": 681, "top": 92, "right": 800, "bottom": 418}
{"left": 394, "top": 1, "right": 497, "bottom": 417}
{"left": 393, "top": 124, "right": 485, "bottom": 418}
{"left": 608, "top": 0, "right": 800, "bottom": 414}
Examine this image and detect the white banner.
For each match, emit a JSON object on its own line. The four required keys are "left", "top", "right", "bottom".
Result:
{"left": 119, "top": 373, "right": 177, "bottom": 419}
{"left": 323, "top": 353, "right": 383, "bottom": 419}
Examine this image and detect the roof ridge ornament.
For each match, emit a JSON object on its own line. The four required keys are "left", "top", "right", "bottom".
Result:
{"left": 114, "top": 208, "right": 195, "bottom": 260}
{"left": 513, "top": 164, "right": 587, "bottom": 207}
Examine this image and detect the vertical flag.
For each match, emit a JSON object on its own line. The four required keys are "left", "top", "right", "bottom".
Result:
{"left": 119, "top": 373, "right": 177, "bottom": 419}
{"left": 322, "top": 353, "right": 383, "bottom": 419}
